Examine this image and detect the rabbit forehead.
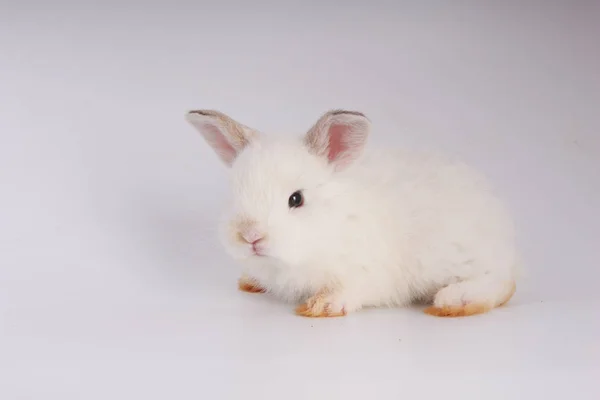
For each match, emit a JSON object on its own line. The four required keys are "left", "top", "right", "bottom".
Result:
{"left": 229, "top": 138, "right": 325, "bottom": 210}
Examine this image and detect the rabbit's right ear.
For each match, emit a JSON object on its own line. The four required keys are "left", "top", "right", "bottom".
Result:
{"left": 186, "top": 110, "right": 258, "bottom": 167}
{"left": 304, "top": 110, "right": 370, "bottom": 171}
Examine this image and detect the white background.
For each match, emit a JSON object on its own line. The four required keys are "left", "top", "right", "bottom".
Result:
{"left": 1, "top": 1, "right": 599, "bottom": 399}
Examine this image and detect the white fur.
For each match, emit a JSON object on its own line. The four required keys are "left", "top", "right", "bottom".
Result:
{"left": 188, "top": 110, "right": 519, "bottom": 315}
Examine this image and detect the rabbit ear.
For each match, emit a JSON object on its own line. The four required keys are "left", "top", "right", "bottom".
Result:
{"left": 304, "top": 110, "right": 370, "bottom": 170}
{"left": 186, "top": 110, "right": 258, "bottom": 166}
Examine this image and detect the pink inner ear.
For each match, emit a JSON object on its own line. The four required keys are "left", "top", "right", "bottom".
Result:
{"left": 205, "top": 123, "right": 237, "bottom": 164}
{"left": 327, "top": 124, "right": 349, "bottom": 162}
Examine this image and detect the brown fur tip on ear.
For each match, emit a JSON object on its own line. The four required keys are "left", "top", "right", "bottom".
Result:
{"left": 188, "top": 110, "right": 210, "bottom": 116}
{"left": 329, "top": 110, "right": 368, "bottom": 119}
{"left": 187, "top": 110, "right": 220, "bottom": 117}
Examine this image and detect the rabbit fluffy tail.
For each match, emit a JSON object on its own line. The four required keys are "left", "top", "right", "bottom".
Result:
{"left": 424, "top": 275, "right": 516, "bottom": 317}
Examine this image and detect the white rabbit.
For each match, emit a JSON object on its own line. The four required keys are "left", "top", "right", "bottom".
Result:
{"left": 186, "top": 109, "right": 519, "bottom": 318}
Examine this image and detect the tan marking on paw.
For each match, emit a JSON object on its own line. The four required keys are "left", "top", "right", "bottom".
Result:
{"left": 424, "top": 281, "right": 517, "bottom": 318}
{"left": 238, "top": 277, "right": 266, "bottom": 293}
{"left": 295, "top": 288, "right": 346, "bottom": 318}
{"left": 424, "top": 303, "right": 491, "bottom": 317}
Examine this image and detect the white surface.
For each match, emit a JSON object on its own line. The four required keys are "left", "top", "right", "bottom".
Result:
{"left": 1, "top": 2, "right": 599, "bottom": 399}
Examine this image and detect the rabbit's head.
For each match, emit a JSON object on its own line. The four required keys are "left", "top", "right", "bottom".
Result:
{"left": 187, "top": 109, "right": 370, "bottom": 268}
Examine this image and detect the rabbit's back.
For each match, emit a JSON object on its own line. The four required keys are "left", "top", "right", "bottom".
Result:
{"left": 331, "top": 149, "right": 518, "bottom": 304}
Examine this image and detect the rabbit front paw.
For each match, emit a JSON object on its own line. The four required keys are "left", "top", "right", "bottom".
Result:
{"left": 295, "top": 288, "right": 347, "bottom": 318}
{"left": 238, "top": 275, "right": 267, "bottom": 293}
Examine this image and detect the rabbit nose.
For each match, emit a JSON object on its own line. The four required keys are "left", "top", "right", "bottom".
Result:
{"left": 241, "top": 230, "right": 263, "bottom": 245}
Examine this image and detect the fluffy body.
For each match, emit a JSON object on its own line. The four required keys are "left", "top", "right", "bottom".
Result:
{"left": 188, "top": 110, "right": 519, "bottom": 317}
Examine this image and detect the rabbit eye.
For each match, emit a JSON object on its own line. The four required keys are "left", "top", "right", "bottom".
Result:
{"left": 288, "top": 190, "right": 304, "bottom": 208}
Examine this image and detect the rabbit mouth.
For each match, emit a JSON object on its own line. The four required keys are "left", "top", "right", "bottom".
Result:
{"left": 252, "top": 250, "right": 267, "bottom": 257}
{"left": 251, "top": 243, "right": 267, "bottom": 257}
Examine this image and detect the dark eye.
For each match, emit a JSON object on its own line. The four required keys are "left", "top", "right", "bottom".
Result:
{"left": 288, "top": 190, "right": 304, "bottom": 208}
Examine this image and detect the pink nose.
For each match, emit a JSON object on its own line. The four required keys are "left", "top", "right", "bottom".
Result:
{"left": 241, "top": 230, "right": 263, "bottom": 245}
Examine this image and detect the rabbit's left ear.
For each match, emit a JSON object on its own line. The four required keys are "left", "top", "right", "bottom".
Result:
{"left": 304, "top": 110, "right": 370, "bottom": 171}
{"left": 186, "top": 110, "right": 258, "bottom": 167}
